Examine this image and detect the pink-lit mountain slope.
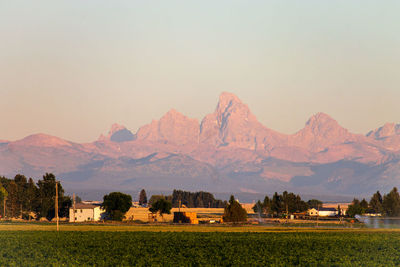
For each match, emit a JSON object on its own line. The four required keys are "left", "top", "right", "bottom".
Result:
{"left": 367, "top": 123, "right": 400, "bottom": 151}
{"left": 1, "top": 92, "right": 399, "bottom": 195}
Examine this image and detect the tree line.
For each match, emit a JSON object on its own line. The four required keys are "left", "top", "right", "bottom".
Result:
{"left": 149, "top": 190, "right": 226, "bottom": 208}
{"left": 347, "top": 187, "right": 400, "bottom": 217}
{"left": 252, "top": 191, "right": 320, "bottom": 217}
{"left": 0, "top": 173, "right": 71, "bottom": 220}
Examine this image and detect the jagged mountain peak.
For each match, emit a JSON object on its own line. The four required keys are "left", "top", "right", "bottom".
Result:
{"left": 305, "top": 112, "right": 336, "bottom": 126}
{"left": 367, "top": 122, "right": 400, "bottom": 139}
{"left": 161, "top": 108, "right": 190, "bottom": 120}
{"left": 200, "top": 92, "right": 285, "bottom": 149}
{"left": 289, "top": 113, "right": 357, "bottom": 152}
{"left": 302, "top": 112, "right": 347, "bottom": 138}
{"left": 217, "top": 92, "right": 243, "bottom": 109}
{"left": 215, "top": 92, "right": 250, "bottom": 117}
{"left": 99, "top": 123, "right": 135, "bottom": 142}
{"left": 110, "top": 123, "right": 126, "bottom": 134}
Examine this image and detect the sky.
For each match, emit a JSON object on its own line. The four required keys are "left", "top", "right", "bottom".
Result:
{"left": 0, "top": 0, "right": 399, "bottom": 142}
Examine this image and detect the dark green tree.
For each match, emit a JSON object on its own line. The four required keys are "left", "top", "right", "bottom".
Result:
{"left": 102, "top": 192, "right": 132, "bottom": 221}
{"left": 14, "top": 174, "right": 27, "bottom": 217}
{"left": 59, "top": 196, "right": 72, "bottom": 218}
{"left": 0, "top": 173, "right": 70, "bottom": 220}
{"left": 149, "top": 195, "right": 169, "bottom": 206}
{"left": 252, "top": 200, "right": 263, "bottom": 214}
{"left": 0, "top": 184, "right": 7, "bottom": 218}
{"left": 171, "top": 190, "right": 226, "bottom": 208}
{"left": 369, "top": 191, "right": 383, "bottom": 214}
{"left": 383, "top": 187, "right": 400, "bottom": 216}
{"left": 281, "top": 191, "right": 308, "bottom": 214}
{"left": 139, "top": 189, "right": 147, "bottom": 206}
{"left": 263, "top": 195, "right": 271, "bottom": 215}
{"left": 270, "top": 192, "right": 282, "bottom": 217}
{"left": 6, "top": 181, "right": 18, "bottom": 218}
{"left": 149, "top": 197, "right": 172, "bottom": 220}
{"left": 25, "top": 178, "right": 38, "bottom": 220}
{"left": 360, "top": 198, "right": 369, "bottom": 213}
{"left": 223, "top": 195, "right": 247, "bottom": 223}
{"left": 347, "top": 198, "right": 364, "bottom": 217}
{"left": 307, "top": 199, "right": 322, "bottom": 209}
{"left": 36, "top": 173, "right": 66, "bottom": 220}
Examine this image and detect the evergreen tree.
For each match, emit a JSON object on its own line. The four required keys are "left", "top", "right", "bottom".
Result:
{"left": 25, "top": 178, "right": 38, "bottom": 220}
{"left": 270, "top": 192, "right": 282, "bottom": 217}
{"left": 6, "top": 181, "right": 18, "bottom": 218}
{"left": 0, "top": 173, "right": 70, "bottom": 220}
{"left": 170, "top": 190, "right": 226, "bottom": 208}
{"left": 252, "top": 200, "right": 263, "bottom": 214}
{"left": 223, "top": 195, "right": 247, "bottom": 223}
{"left": 139, "top": 189, "right": 147, "bottom": 206}
{"left": 14, "top": 174, "right": 27, "bottom": 218}
{"left": 360, "top": 198, "right": 369, "bottom": 213}
{"left": 263, "top": 195, "right": 271, "bottom": 215}
{"left": 369, "top": 191, "right": 383, "bottom": 214}
{"left": 383, "top": 187, "right": 400, "bottom": 216}
{"left": 36, "top": 173, "right": 66, "bottom": 220}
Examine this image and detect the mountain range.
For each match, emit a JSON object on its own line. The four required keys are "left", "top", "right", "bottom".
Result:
{"left": 2, "top": 92, "right": 400, "bottom": 198}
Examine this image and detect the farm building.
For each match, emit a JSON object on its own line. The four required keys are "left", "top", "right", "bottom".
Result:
{"left": 69, "top": 203, "right": 106, "bottom": 222}
{"left": 308, "top": 207, "right": 338, "bottom": 217}
{"left": 322, "top": 203, "right": 350, "bottom": 216}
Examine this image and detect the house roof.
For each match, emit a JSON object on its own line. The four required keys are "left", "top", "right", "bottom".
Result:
{"left": 71, "top": 203, "right": 99, "bottom": 209}
{"left": 309, "top": 207, "right": 337, "bottom": 212}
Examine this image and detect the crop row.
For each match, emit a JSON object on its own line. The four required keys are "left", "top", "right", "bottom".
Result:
{"left": 1, "top": 231, "right": 400, "bottom": 266}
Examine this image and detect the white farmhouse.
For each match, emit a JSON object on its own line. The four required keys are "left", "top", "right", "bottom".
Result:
{"left": 69, "top": 203, "right": 106, "bottom": 222}
{"left": 308, "top": 207, "right": 338, "bottom": 217}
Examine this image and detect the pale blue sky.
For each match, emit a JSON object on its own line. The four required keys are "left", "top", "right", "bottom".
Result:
{"left": 0, "top": 1, "right": 399, "bottom": 142}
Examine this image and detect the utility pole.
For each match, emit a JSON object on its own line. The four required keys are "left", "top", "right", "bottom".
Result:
{"left": 286, "top": 203, "right": 289, "bottom": 223}
{"left": 3, "top": 197, "right": 6, "bottom": 219}
{"left": 55, "top": 181, "right": 59, "bottom": 232}
{"left": 317, "top": 204, "right": 320, "bottom": 227}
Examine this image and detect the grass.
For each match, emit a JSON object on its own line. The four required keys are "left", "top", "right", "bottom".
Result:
{"left": 0, "top": 221, "right": 393, "bottom": 232}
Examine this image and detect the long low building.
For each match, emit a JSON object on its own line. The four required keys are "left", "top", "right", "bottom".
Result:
{"left": 308, "top": 207, "right": 338, "bottom": 217}
{"left": 69, "top": 203, "right": 106, "bottom": 222}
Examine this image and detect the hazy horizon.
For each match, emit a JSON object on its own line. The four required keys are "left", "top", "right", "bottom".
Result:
{"left": 1, "top": 1, "right": 399, "bottom": 142}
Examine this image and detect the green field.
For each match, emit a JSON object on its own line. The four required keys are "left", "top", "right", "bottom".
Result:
{"left": 1, "top": 224, "right": 400, "bottom": 266}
